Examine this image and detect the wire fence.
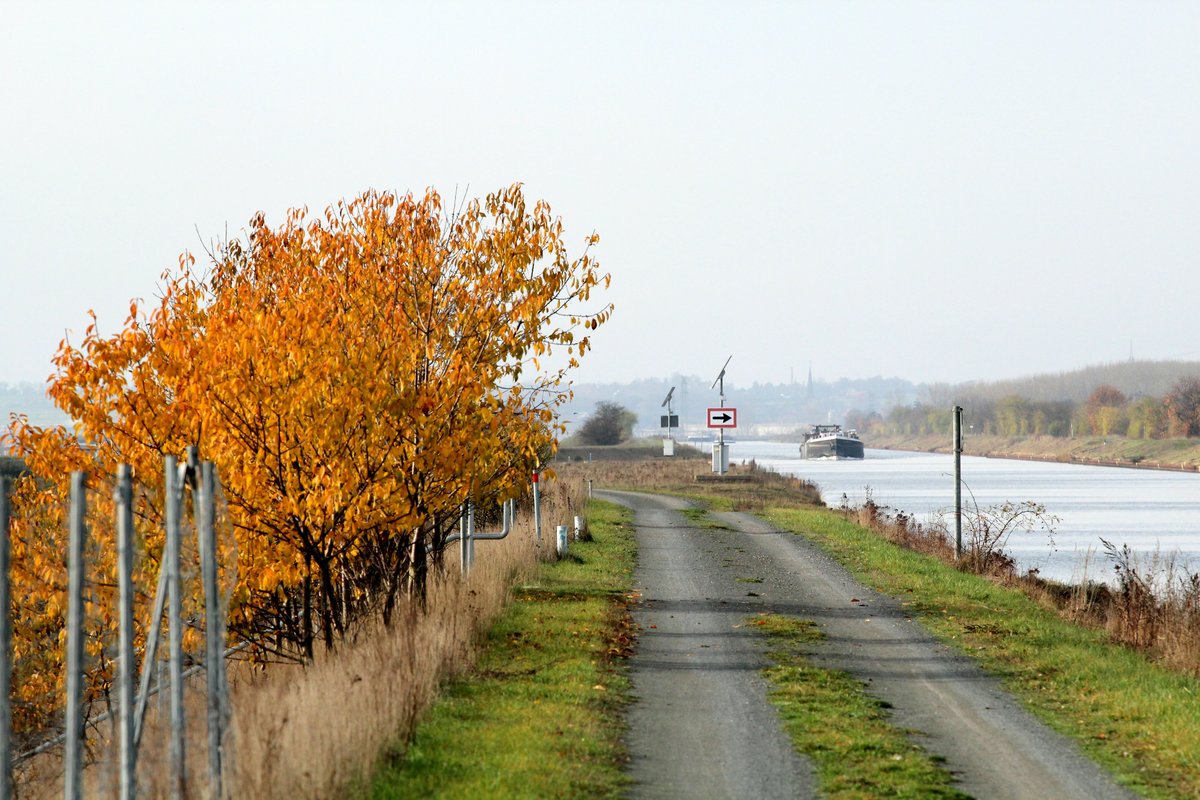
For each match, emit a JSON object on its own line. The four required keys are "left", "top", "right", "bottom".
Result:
{"left": 1, "top": 448, "right": 235, "bottom": 800}
{"left": 0, "top": 452, "right": 559, "bottom": 799}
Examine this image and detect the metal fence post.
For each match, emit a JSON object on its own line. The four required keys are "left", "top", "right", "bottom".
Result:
{"left": 64, "top": 471, "right": 87, "bottom": 800}
{"left": 115, "top": 466, "right": 136, "bottom": 800}
{"left": 0, "top": 476, "right": 12, "bottom": 800}
{"left": 467, "top": 501, "right": 476, "bottom": 571}
{"left": 459, "top": 503, "right": 469, "bottom": 576}
{"left": 197, "top": 462, "right": 225, "bottom": 800}
{"left": 164, "top": 456, "right": 187, "bottom": 798}
{"left": 953, "top": 405, "right": 963, "bottom": 560}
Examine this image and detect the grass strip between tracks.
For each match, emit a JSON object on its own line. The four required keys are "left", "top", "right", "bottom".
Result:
{"left": 361, "top": 500, "right": 636, "bottom": 800}
{"left": 763, "top": 507, "right": 1200, "bottom": 800}
{"left": 751, "top": 613, "right": 969, "bottom": 800}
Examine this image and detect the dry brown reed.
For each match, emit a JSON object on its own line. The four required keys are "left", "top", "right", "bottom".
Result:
{"left": 1094, "top": 542, "right": 1200, "bottom": 673}
{"left": 843, "top": 494, "right": 1200, "bottom": 676}
{"left": 15, "top": 473, "right": 587, "bottom": 799}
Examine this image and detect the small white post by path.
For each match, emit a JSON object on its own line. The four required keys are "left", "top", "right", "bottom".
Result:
{"left": 532, "top": 471, "right": 542, "bottom": 546}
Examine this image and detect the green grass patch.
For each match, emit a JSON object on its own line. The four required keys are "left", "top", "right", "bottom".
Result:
{"left": 680, "top": 506, "right": 733, "bottom": 529}
{"left": 363, "top": 500, "right": 636, "bottom": 799}
{"left": 750, "top": 613, "right": 967, "bottom": 799}
{"left": 764, "top": 507, "right": 1200, "bottom": 800}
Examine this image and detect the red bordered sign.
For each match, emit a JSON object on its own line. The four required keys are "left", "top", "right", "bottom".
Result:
{"left": 706, "top": 408, "right": 737, "bottom": 428}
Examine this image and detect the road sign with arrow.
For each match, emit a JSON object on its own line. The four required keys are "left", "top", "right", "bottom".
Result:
{"left": 707, "top": 407, "right": 737, "bottom": 428}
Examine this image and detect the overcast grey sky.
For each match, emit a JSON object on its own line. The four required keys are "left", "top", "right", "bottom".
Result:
{"left": 4, "top": 2, "right": 1199, "bottom": 393}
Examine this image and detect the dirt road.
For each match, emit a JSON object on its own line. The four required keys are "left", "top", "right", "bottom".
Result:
{"left": 600, "top": 489, "right": 1137, "bottom": 800}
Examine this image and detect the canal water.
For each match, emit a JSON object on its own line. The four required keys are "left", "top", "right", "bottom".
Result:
{"left": 728, "top": 441, "right": 1200, "bottom": 585}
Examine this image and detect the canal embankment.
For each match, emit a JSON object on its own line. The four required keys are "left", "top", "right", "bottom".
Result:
{"left": 866, "top": 432, "right": 1200, "bottom": 472}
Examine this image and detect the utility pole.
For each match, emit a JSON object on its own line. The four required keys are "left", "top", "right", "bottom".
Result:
{"left": 953, "top": 405, "right": 963, "bottom": 560}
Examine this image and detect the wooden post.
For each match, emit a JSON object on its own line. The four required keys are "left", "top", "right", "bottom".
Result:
{"left": 64, "top": 472, "right": 87, "bottom": 800}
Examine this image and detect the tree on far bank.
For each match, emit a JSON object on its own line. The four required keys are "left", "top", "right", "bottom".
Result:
{"left": 1166, "top": 377, "right": 1200, "bottom": 437}
{"left": 1085, "top": 384, "right": 1128, "bottom": 436}
{"left": 1128, "top": 395, "right": 1168, "bottom": 439}
{"left": 576, "top": 401, "right": 636, "bottom": 445}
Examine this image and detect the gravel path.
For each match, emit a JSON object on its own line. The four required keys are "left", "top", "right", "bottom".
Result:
{"left": 600, "top": 489, "right": 1137, "bottom": 800}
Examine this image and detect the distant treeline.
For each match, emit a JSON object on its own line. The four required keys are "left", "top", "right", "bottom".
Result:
{"left": 921, "top": 360, "right": 1200, "bottom": 405}
{"left": 851, "top": 362, "right": 1200, "bottom": 439}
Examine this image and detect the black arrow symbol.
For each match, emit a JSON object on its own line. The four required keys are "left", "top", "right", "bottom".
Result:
{"left": 713, "top": 413, "right": 732, "bottom": 423}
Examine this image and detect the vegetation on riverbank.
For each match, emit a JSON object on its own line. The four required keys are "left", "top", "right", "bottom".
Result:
{"left": 765, "top": 507, "right": 1199, "bottom": 800}
{"left": 866, "top": 431, "right": 1200, "bottom": 470}
{"left": 362, "top": 500, "right": 636, "bottom": 799}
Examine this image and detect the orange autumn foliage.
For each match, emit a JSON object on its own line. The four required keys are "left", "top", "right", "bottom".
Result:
{"left": 3, "top": 185, "right": 611, "bottom": 736}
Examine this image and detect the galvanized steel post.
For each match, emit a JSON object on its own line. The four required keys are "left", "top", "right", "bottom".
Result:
{"left": 468, "top": 501, "right": 476, "bottom": 570}
{"left": 197, "top": 461, "right": 225, "bottom": 800}
{"left": 115, "top": 466, "right": 137, "bottom": 800}
{"left": 0, "top": 476, "right": 12, "bottom": 800}
{"left": 64, "top": 471, "right": 87, "bottom": 800}
{"left": 164, "top": 456, "right": 187, "bottom": 798}
{"left": 953, "top": 405, "right": 964, "bottom": 560}
{"left": 459, "top": 503, "right": 472, "bottom": 576}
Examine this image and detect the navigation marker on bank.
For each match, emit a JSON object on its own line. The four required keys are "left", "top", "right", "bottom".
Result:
{"left": 710, "top": 356, "right": 733, "bottom": 474}
{"left": 661, "top": 386, "right": 677, "bottom": 456}
{"left": 707, "top": 408, "right": 737, "bottom": 428}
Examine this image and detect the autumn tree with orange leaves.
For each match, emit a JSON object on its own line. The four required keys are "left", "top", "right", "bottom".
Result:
{"left": 5, "top": 185, "right": 611, "bottom": 673}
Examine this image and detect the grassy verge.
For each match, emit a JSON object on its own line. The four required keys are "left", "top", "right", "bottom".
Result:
{"left": 752, "top": 614, "right": 968, "bottom": 799}
{"left": 362, "top": 500, "right": 636, "bottom": 799}
{"left": 570, "top": 458, "right": 822, "bottom": 511}
{"left": 764, "top": 507, "right": 1200, "bottom": 800}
